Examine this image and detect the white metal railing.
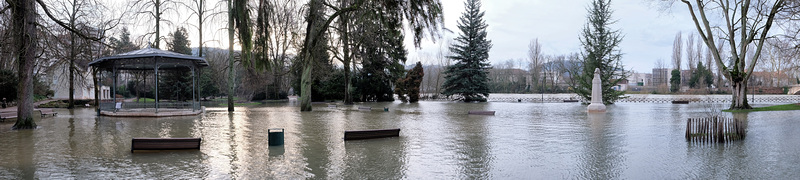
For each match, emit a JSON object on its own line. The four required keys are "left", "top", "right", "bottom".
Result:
{"left": 99, "top": 101, "right": 198, "bottom": 111}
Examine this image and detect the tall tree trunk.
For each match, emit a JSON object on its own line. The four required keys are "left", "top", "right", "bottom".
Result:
{"left": 299, "top": 0, "right": 322, "bottom": 111}
{"left": 344, "top": 61, "right": 352, "bottom": 104}
{"left": 154, "top": 0, "right": 161, "bottom": 49}
{"left": 340, "top": 0, "right": 353, "bottom": 105}
{"left": 68, "top": 17, "right": 76, "bottom": 109}
{"left": 730, "top": 77, "right": 751, "bottom": 110}
{"left": 198, "top": 0, "right": 204, "bottom": 57}
{"left": 93, "top": 67, "right": 99, "bottom": 115}
{"left": 69, "top": 48, "right": 75, "bottom": 109}
{"left": 300, "top": 60, "right": 313, "bottom": 111}
{"left": 12, "top": 0, "right": 38, "bottom": 129}
{"left": 273, "top": 68, "right": 282, "bottom": 99}
{"left": 227, "top": 0, "right": 235, "bottom": 112}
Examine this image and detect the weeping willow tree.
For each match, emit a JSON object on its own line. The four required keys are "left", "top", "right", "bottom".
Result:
{"left": 298, "top": 0, "right": 444, "bottom": 111}
{"left": 226, "top": 0, "right": 252, "bottom": 111}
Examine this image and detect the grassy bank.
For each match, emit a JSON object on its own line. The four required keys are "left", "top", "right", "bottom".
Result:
{"left": 724, "top": 103, "right": 800, "bottom": 112}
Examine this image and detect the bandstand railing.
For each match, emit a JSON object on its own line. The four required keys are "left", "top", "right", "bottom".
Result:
{"left": 99, "top": 100, "right": 199, "bottom": 112}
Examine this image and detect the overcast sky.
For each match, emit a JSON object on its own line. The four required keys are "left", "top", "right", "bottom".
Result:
{"left": 115, "top": 0, "right": 698, "bottom": 73}
{"left": 404, "top": 0, "right": 699, "bottom": 73}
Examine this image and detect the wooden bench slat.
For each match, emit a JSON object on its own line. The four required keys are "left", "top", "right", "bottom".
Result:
{"left": 671, "top": 100, "right": 690, "bottom": 104}
{"left": 131, "top": 138, "right": 201, "bottom": 152}
{"left": 468, "top": 110, "right": 495, "bottom": 115}
{"left": 38, "top": 109, "right": 57, "bottom": 117}
{"left": 344, "top": 128, "right": 400, "bottom": 140}
{"left": 0, "top": 112, "right": 17, "bottom": 121}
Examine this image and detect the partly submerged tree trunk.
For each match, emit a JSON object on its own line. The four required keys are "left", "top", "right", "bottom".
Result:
{"left": 12, "top": 0, "right": 38, "bottom": 129}
{"left": 344, "top": 61, "right": 353, "bottom": 105}
{"left": 679, "top": 0, "right": 784, "bottom": 110}
{"left": 300, "top": 61, "right": 313, "bottom": 111}
{"left": 93, "top": 67, "right": 99, "bottom": 115}
{"left": 729, "top": 78, "right": 751, "bottom": 110}
{"left": 227, "top": 0, "right": 235, "bottom": 112}
{"left": 340, "top": 0, "right": 353, "bottom": 105}
{"left": 299, "top": 0, "right": 323, "bottom": 111}
{"left": 68, "top": 20, "right": 76, "bottom": 109}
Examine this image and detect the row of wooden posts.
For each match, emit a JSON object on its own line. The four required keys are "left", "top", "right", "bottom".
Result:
{"left": 685, "top": 116, "right": 745, "bottom": 143}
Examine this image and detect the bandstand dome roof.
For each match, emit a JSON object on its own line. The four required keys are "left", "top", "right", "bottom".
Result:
{"left": 89, "top": 47, "right": 208, "bottom": 70}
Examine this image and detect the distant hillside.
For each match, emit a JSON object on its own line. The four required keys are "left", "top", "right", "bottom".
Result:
{"left": 191, "top": 47, "right": 236, "bottom": 57}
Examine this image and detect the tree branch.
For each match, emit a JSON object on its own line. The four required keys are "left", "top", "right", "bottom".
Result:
{"left": 746, "top": 0, "right": 785, "bottom": 80}
{"left": 683, "top": 0, "right": 729, "bottom": 80}
{"left": 36, "top": 0, "right": 101, "bottom": 41}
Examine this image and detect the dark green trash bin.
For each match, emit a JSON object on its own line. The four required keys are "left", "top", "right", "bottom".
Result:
{"left": 268, "top": 128, "right": 284, "bottom": 146}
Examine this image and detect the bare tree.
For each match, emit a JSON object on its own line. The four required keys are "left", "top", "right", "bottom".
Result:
{"left": 528, "top": 38, "right": 543, "bottom": 92}
{"left": 654, "top": 58, "right": 669, "bottom": 93}
{"left": 557, "top": 52, "right": 579, "bottom": 90}
{"left": 685, "top": 32, "right": 696, "bottom": 71}
{"left": 251, "top": 0, "right": 301, "bottom": 101}
{"left": 433, "top": 39, "right": 452, "bottom": 97}
{"left": 267, "top": 0, "right": 301, "bottom": 100}
{"left": 675, "top": 0, "right": 787, "bottom": 109}
{"left": 184, "top": 0, "right": 225, "bottom": 57}
{"left": 704, "top": 37, "right": 716, "bottom": 87}
{"left": 48, "top": 0, "right": 116, "bottom": 109}
{"left": 671, "top": 32, "right": 682, "bottom": 71}
{"left": 131, "top": 0, "right": 180, "bottom": 49}
{"left": 758, "top": 38, "right": 797, "bottom": 86}
{"left": 9, "top": 0, "right": 108, "bottom": 129}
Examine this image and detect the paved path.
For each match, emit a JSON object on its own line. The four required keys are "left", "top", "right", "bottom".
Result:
{"left": 0, "top": 99, "right": 62, "bottom": 113}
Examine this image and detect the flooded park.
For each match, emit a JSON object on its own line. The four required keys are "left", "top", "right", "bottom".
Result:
{"left": 1, "top": 94, "right": 800, "bottom": 179}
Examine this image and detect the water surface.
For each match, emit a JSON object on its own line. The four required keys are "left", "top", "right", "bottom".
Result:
{"left": 1, "top": 97, "right": 799, "bottom": 179}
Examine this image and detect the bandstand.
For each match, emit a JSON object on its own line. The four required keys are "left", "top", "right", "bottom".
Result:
{"left": 88, "top": 47, "right": 208, "bottom": 117}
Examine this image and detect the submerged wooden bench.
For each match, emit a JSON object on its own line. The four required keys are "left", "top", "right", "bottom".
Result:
{"left": 131, "top": 138, "right": 202, "bottom": 152}
{"left": 344, "top": 128, "right": 400, "bottom": 140}
{"left": 38, "top": 109, "right": 57, "bottom": 117}
{"left": 671, "top": 100, "right": 690, "bottom": 104}
{"left": 468, "top": 110, "right": 495, "bottom": 115}
{"left": 0, "top": 112, "right": 17, "bottom": 121}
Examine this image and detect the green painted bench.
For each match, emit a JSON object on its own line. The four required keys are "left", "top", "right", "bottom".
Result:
{"left": 131, "top": 138, "right": 201, "bottom": 153}
{"left": 344, "top": 128, "right": 400, "bottom": 140}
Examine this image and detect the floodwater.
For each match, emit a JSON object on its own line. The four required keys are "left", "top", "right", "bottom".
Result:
{"left": 1, "top": 95, "right": 800, "bottom": 179}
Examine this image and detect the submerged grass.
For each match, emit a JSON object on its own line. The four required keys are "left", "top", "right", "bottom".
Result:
{"left": 724, "top": 103, "right": 800, "bottom": 112}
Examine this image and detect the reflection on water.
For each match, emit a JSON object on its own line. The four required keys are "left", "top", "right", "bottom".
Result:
{"left": 579, "top": 113, "right": 624, "bottom": 179}
{"left": 1, "top": 98, "right": 800, "bottom": 178}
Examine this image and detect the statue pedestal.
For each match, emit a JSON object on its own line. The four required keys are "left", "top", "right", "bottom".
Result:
{"left": 587, "top": 68, "right": 606, "bottom": 113}
{"left": 587, "top": 103, "right": 606, "bottom": 113}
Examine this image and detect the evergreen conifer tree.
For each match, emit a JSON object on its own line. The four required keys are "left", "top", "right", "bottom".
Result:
{"left": 407, "top": 62, "right": 424, "bottom": 103}
{"left": 160, "top": 27, "right": 193, "bottom": 101}
{"left": 573, "top": 0, "right": 626, "bottom": 104}
{"left": 395, "top": 62, "right": 425, "bottom": 103}
{"left": 442, "top": 0, "right": 492, "bottom": 102}
{"left": 670, "top": 69, "right": 681, "bottom": 93}
{"left": 689, "top": 61, "right": 713, "bottom": 88}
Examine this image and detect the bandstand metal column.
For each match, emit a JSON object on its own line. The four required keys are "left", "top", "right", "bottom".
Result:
{"left": 191, "top": 66, "right": 196, "bottom": 112}
{"left": 112, "top": 66, "right": 117, "bottom": 111}
{"left": 154, "top": 60, "right": 159, "bottom": 113}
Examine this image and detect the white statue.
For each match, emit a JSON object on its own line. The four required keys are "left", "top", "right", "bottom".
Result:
{"left": 587, "top": 68, "right": 606, "bottom": 113}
